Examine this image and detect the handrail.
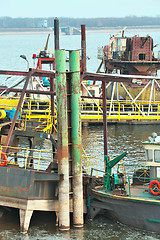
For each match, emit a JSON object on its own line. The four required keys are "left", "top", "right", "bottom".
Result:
{"left": 2, "top": 98, "right": 160, "bottom": 132}
{"left": 0, "top": 144, "right": 97, "bottom": 175}
{"left": 1, "top": 98, "right": 160, "bottom": 135}
{"left": 82, "top": 147, "right": 90, "bottom": 174}
{"left": 0, "top": 145, "right": 56, "bottom": 171}
{"left": 81, "top": 100, "right": 160, "bottom": 121}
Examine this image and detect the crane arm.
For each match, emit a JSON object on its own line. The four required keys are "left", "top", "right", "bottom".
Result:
{"left": 44, "top": 34, "right": 50, "bottom": 51}
{"left": 110, "top": 27, "right": 127, "bottom": 44}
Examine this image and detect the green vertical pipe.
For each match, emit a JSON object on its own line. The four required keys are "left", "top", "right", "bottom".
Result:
{"left": 55, "top": 49, "right": 70, "bottom": 231}
{"left": 69, "top": 50, "right": 83, "bottom": 227}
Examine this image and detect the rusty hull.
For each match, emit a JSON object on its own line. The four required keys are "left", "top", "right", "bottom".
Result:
{"left": 0, "top": 166, "right": 59, "bottom": 200}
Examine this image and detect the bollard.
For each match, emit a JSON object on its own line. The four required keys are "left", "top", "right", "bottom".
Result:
{"left": 69, "top": 50, "right": 83, "bottom": 227}
{"left": 55, "top": 49, "right": 70, "bottom": 231}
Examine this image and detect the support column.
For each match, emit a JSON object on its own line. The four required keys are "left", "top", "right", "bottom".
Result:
{"left": 69, "top": 50, "right": 83, "bottom": 227}
{"left": 55, "top": 49, "right": 70, "bottom": 231}
{"left": 102, "top": 81, "right": 108, "bottom": 172}
{"left": 81, "top": 25, "right": 88, "bottom": 98}
{"left": 54, "top": 18, "right": 59, "bottom": 50}
{"left": 19, "top": 209, "right": 33, "bottom": 233}
{"left": 50, "top": 77, "right": 55, "bottom": 133}
{"left": 81, "top": 25, "right": 86, "bottom": 73}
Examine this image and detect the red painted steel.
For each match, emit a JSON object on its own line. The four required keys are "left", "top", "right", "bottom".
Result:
{"left": 0, "top": 69, "right": 55, "bottom": 78}
{"left": 54, "top": 18, "right": 59, "bottom": 50}
{"left": 83, "top": 72, "right": 132, "bottom": 83}
{"left": 102, "top": 81, "right": 108, "bottom": 156}
{"left": 81, "top": 25, "right": 86, "bottom": 73}
{"left": 0, "top": 87, "right": 55, "bottom": 95}
{"left": 50, "top": 77, "right": 55, "bottom": 133}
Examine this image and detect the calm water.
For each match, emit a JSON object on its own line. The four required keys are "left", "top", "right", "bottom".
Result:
{"left": 1, "top": 28, "right": 160, "bottom": 239}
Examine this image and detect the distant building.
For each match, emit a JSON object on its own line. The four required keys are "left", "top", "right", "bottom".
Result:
{"left": 43, "top": 20, "right": 47, "bottom": 28}
{"left": 38, "top": 19, "right": 48, "bottom": 28}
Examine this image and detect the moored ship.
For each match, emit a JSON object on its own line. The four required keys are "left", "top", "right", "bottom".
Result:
{"left": 97, "top": 28, "right": 160, "bottom": 101}
{"left": 88, "top": 132, "right": 160, "bottom": 233}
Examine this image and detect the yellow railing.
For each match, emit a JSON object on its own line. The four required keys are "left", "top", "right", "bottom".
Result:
{"left": 0, "top": 145, "right": 100, "bottom": 175}
{"left": 21, "top": 99, "right": 57, "bottom": 133}
{"left": 81, "top": 100, "right": 160, "bottom": 121}
{"left": 1, "top": 98, "right": 160, "bottom": 120}
{"left": 21, "top": 99, "right": 52, "bottom": 119}
{"left": 82, "top": 147, "right": 104, "bottom": 175}
{"left": 2, "top": 98, "right": 160, "bottom": 133}
{"left": 20, "top": 99, "right": 160, "bottom": 124}
{"left": 0, "top": 145, "right": 56, "bottom": 171}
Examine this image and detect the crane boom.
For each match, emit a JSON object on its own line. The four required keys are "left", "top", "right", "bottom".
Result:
{"left": 44, "top": 34, "right": 50, "bottom": 51}
{"left": 110, "top": 27, "right": 127, "bottom": 43}
{"left": 110, "top": 27, "right": 127, "bottom": 52}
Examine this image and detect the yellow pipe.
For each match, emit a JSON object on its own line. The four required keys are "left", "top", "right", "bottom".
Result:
{"left": 0, "top": 110, "right": 6, "bottom": 119}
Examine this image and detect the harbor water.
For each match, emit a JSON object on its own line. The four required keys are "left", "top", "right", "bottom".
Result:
{"left": 1, "top": 28, "right": 160, "bottom": 239}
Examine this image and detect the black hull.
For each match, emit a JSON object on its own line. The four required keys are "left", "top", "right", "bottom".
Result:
{"left": 89, "top": 188, "right": 160, "bottom": 233}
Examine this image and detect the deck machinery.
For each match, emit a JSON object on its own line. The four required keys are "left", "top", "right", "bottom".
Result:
{"left": 102, "top": 30, "right": 160, "bottom": 76}
{"left": 98, "top": 29, "right": 160, "bottom": 101}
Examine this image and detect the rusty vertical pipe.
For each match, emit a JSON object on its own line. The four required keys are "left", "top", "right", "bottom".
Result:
{"left": 102, "top": 81, "right": 108, "bottom": 157}
{"left": 69, "top": 50, "right": 83, "bottom": 227}
{"left": 81, "top": 25, "right": 86, "bottom": 73}
{"left": 50, "top": 77, "right": 55, "bottom": 133}
{"left": 54, "top": 18, "right": 59, "bottom": 50}
{"left": 55, "top": 49, "right": 70, "bottom": 231}
{"left": 81, "top": 25, "right": 88, "bottom": 99}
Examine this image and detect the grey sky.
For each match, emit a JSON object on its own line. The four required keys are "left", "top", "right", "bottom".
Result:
{"left": 0, "top": 0, "right": 160, "bottom": 18}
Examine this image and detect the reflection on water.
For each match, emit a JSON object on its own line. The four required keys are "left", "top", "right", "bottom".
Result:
{"left": 82, "top": 123, "right": 160, "bottom": 160}
{"left": 82, "top": 124, "right": 160, "bottom": 171}
{"left": 0, "top": 212, "right": 160, "bottom": 240}
{"left": 0, "top": 124, "right": 160, "bottom": 239}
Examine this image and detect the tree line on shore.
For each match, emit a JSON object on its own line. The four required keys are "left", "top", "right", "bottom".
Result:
{"left": 0, "top": 16, "right": 160, "bottom": 28}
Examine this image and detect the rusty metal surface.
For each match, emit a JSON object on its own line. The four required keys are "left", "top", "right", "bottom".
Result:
{"left": 55, "top": 49, "right": 70, "bottom": 230}
{"left": 69, "top": 50, "right": 83, "bottom": 227}
{"left": 102, "top": 81, "right": 108, "bottom": 157}
{"left": 0, "top": 86, "right": 55, "bottom": 95}
{"left": 4, "top": 70, "right": 35, "bottom": 151}
{"left": 50, "top": 77, "right": 55, "bottom": 133}
{"left": 0, "top": 68, "right": 57, "bottom": 152}
{"left": 0, "top": 69, "right": 55, "bottom": 78}
{"left": 0, "top": 166, "right": 58, "bottom": 200}
{"left": 54, "top": 18, "right": 59, "bottom": 50}
{"left": 81, "top": 25, "right": 86, "bottom": 73}
{"left": 83, "top": 72, "right": 132, "bottom": 83}
{"left": 83, "top": 72, "right": 160, "bottom": 82}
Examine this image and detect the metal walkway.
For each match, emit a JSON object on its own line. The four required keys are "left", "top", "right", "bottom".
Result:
{"left": 1, "top": 98, "right": 160, "bottom": 133}
{"left": 21, "top": 99, "right": 160, "bottom": 127}
{"left": 81, "top": 100, "right": 160, "bottom": 122}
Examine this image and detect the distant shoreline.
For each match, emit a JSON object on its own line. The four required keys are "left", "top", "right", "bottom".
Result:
{"left": 1, "top": 26, "right": 160, "bottom": 35}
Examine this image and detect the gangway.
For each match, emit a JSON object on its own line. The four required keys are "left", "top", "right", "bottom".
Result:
{"left": 81, "top": 100, "right": 160, "bottom": 123}
{"left": 19, "top": 99, "right": 160, "bottom": 129}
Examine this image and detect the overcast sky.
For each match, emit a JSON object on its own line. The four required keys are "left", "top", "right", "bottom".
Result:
{"left": 0, "top": 0, "right": 160, "bottom": 18}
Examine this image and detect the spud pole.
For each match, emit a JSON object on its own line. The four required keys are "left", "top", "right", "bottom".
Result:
{"left": 69, "top": 50, "right": 83, "bottom": 227}
{"left": 55, "top": 49, "right": 70, "bottom": 230}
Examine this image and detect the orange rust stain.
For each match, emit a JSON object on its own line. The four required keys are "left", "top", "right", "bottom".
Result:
{"left": 14, "top": 186, "right": 29, "bottom": 193}
{"left": 0, "top": 186, "right": 13, "bottom": 192}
